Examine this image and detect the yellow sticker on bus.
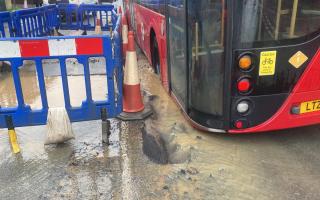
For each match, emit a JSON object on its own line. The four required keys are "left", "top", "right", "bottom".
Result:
{"left": 259, "top": 51, "right": 277, "bottom": 76}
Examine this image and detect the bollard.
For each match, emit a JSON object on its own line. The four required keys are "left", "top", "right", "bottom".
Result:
{"left": 5, "top": 115, "right": 21, "bottom": 154}
{"left": 101, "top": 108, "right": 111, "bottom": 145}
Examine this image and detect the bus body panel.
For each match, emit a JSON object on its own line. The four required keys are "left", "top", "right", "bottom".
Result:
{"left": 132, "top": 3, "right": 169, "bottom": 90}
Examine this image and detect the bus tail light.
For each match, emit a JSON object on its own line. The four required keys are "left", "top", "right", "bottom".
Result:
{"left": 239, "top": 55, "right": 252, "bottom": 70}
{"left": 235, "top": 120, "right": 243, "bottom": 129}
{"left": 237, "top": 101, "right": 249, "bottom": 114}
{"left": 234, "top": 119, "right": 248, "bottom": 129}
{"left": 237, "top": 78, "right": 251, "bottom": 93}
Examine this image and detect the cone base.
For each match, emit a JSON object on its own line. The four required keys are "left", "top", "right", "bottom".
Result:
{"left": 117, "top": 103, "right": 153, "bottom": 121}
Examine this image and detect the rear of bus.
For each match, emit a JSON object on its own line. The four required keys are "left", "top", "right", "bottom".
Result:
{"left": 230, "top": 0, "right": 320, "bottom": 133}
{"left": 125, "top": 0, "right": 320, "bottom": 133}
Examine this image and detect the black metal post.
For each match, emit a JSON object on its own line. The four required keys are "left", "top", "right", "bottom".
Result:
{"left": 101, "top": 108, "right": 111, "bottom": 145}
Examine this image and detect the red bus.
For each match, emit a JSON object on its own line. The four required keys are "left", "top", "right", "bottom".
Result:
{"left": 123, "top": 0, "right": 320, "bottom": 133}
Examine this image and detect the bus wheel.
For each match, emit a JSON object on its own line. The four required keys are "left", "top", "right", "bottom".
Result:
{"left": 152, "top": 38, "right": 161, "bottom": 75}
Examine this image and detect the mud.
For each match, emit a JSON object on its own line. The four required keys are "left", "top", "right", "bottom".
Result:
{"left": 142, "top": 96, "right": 192, "bottom": 165}
{"left": 142, "top": 121, "right": 168, "bottom": 164}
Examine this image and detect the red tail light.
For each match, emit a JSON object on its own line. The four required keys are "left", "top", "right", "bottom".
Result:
{"left": 237, "top": 78, "right": 251, "bottom": 93}
{"left": 234, "top": 120, "right": 243, "bottom": 129}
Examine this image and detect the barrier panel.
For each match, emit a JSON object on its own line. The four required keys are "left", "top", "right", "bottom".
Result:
{"left": 0, "top": 12, "right": 14, "bottom": 38}
{"left": 12, "top": 7, "right": 49, "bottom": 37}
{"left": 57, "top": 3, "right": 80, "bottom": 30}
{"left": 112, "top": 9, "right": 123, "bottom": 116}
{"left": 0, "top": 37, "right": 122, "bottom": 128}
{"left": 79, "top": 4, "right": 115, "bottom": 31}
{"left": 0, "top": 12, "right": 123, "bottom": 128}
{"left": 43, "top": 5, "right": 60, "bottom": 34}
{"left": 0, "top": 4, "right": 118, "bottom": 37}
{"left": 112, "top": 9, "right": 119, "bottom": 28}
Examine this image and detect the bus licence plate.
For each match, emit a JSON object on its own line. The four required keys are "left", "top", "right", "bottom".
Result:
{"left": 300, "top": 100, "right": 320, "bottom": 114}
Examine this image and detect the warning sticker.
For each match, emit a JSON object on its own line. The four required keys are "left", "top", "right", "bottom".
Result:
{"left": 289, "top": 51, "right": 308, "bottom": 69}
{"left": 259, "top": 51, "right": 277, "bottom": 76}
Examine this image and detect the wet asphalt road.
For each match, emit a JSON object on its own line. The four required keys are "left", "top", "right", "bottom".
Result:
{"left": 1, "top": 37, "right": 320, "bottom": 199}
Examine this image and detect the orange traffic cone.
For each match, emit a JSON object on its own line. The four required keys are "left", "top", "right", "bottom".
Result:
{"left": 117, "top": 31, "right": 153, "bottom": 121}
{"left": 118, "top": 6, "right": 122, "bottom": 14}
{"left": 118, "top": 31, "right": 153, "bottom": 121}
{"left": 122, "top": 15, "right": 128, "bottom": 58}
{"left": 95, "top": 12, "right": 102, "bottom": 35}
{"left": 123, "top": 31, "right": 144, "bottom": 112}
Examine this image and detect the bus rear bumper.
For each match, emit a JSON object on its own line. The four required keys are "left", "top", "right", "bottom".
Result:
{"left": 229, "top": 90, "right": 320, "bottom": 134}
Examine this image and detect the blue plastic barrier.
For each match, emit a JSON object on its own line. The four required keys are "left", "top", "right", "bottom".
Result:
{"left": 1, "top": 4, "right": 118, "bottom": 37}
{"left": 111, "top": 9, "right": 118, "bottom": 28}
{"left": 79, "top": 4, "right": 115, "bottom": 31}
{"left": 12, "top": 7, "right": 49, "bottom": 37}
{"left": 0, "top": 13, "right": 123, "bottom": 128}
{"left": 112, "top": 10, "right": 123, "bottom": 116}
{"left": 43, "top": 5, "right": 60, "bottom": 33}
{"left": 57, "top": 3, "right": 80, "bottom": 30}
{"left": 0, "top": 12, "right": 14, "bottom": 38}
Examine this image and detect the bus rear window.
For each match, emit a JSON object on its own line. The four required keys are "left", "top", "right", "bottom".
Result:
{"left": 235, "top": 0, "right": 320, "bottom": 48}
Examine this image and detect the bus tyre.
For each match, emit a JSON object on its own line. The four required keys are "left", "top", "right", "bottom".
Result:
{"left": 152, "top": 38, "right": 160, "bottom": 75}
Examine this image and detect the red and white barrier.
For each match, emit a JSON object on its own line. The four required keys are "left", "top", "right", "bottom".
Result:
{"left": 0, "top": 38, "right": 103, "bottom": 58}
{"left": 123, "top": 31, "right": 144, "bottom": 113}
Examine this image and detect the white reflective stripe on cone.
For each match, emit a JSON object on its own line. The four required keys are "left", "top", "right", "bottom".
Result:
{"left": 124, "top": 51, "right": 139, "bottom": 85}
{"left": 97, "top": 11, "right": 101, "bottom": 20}
{"left": 122, "top": 25, "right": 128, "bottom": 44}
